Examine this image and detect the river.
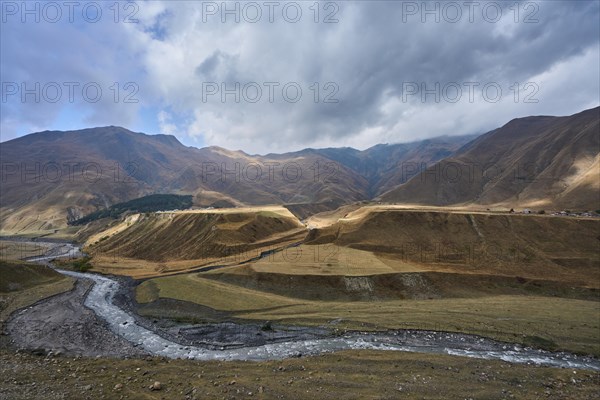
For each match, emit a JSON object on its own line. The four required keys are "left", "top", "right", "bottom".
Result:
{"left": 12, "top": 239, "right": 600, "bottom": 370}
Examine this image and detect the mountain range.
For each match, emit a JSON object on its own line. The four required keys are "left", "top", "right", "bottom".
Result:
{"left": 1, "top": 107, "right": 598, "bottom": 235}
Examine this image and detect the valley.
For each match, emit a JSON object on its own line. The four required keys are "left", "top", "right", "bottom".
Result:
{"left": 1, "top": 108, "right": 599, "bottom": 398}
{"left": 2, "top": 206, "right": 599, "bottom": 359}
{"left": 4, "top": 3, "right": 599, "bottom": 397}
{"left": 1, "top": 204, "right": 600, "bottom": 398}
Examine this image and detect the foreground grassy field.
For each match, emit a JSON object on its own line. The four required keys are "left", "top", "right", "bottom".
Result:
{"left": 1, "top": 349, "right": 599, "bottom": 400}
{"left": 137, "top": 274, "right": 600, "bottom": 356}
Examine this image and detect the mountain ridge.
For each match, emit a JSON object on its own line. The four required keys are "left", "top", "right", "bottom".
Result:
{"left": 0, "top": 127, "right": 473, "bottom": 234}
{"left": 380, "top": 107, "right": 600, "bottom": 210}
{"left": 1, "top": 107, "right": 598, "bottom": 236}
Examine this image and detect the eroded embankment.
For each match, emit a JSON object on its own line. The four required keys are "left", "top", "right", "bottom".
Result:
{"left": 203, "top": 270, "right": 600, "bottom": 301}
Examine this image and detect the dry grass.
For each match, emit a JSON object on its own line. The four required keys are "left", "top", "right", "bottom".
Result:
{"left": 237, "top": 244, "right": 424, "bottom": 276}
{"left": 134, "top": 208, "right": 600, "bottom": 355}
{"left": 137, "top": 274, "right": 297, "bottom": 310}
{"left": 307, "top": 209, "right": 600, "bottom": 287}
{"left": 84, "top": 207, "right": 308, "bottom": 278}
{"left": 87, "top": 255, "right": 228, "bottom": 279}
{"left": 88, "top": 207, "right": 599, "bottom": 284}
{"left": 167, "top": 205, "right": 300, "bottom": 218}
{"left": 0, "top": 241, "right": 48, "bottom": 261}
{"left": 89, "top": 230, "right": 306, "bottom": 279}
{"left": 84, "top": 214, "right": 141, "bottom": 246}
{"left": 2, "top": 349, "right": 599, "bottom": 399}
{"left": 86, "top": 210, "right": 305, "bottom": 265}
{"left": 0, "top": 260, "right": 75, "bottom": 326}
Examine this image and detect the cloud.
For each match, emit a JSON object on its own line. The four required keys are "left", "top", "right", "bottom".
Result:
{"left": 157, "top": 110, "right": 177, "bottom": 135}
{"left": 1, "top": 1, "right": 599, "bottom": 152}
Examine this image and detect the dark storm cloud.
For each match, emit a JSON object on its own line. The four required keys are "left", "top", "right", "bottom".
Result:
{"left": 1, "top": 1, "right": 598, "bottom": 152}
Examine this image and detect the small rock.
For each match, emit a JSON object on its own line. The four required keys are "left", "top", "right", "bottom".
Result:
{"left": 149, "top": 381, "right": 162, "bottom": 391}
{"left": 114, "top": 383, "right": 123, "bottom": 391}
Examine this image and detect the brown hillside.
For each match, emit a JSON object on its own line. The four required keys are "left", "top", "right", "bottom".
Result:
{"left": 86, "top": 209, "right": 306, "bottom": 263}
{"left": 305, "top": 208, "right": 600, "bottom": 286}
{"left": 381, "top": 107, "right": 600, "bottom": 210}
{"left": 0, "top": 126, "right": 473, "bottom": 236}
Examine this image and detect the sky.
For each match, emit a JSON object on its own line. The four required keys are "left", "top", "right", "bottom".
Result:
{"left": 1, "top": 0, "right": 599, "bottom": 153}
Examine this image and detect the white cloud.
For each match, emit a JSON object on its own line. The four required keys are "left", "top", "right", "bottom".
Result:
{"left": 1, "top": 1, "right": 598, "bottom": 153}
{"left": 157, "top": 110, "right": 177, "bottom": 135}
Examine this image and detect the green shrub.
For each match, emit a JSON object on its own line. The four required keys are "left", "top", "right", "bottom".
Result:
{"left": 261, "top": 321, "right": 273, "bottom": 331}
{"left": 66, "top": 257, "right": 93, "bottom": 272}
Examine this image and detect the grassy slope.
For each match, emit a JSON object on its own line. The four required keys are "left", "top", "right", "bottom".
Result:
{"left": 237, "top": 244, "right": 422, "bottom": 275}
{"left": 0, "top": 260, "right": 66, "bottom": 292}
{"left": 0, "top": 260, "right": 74, "bottom": 326}
{"left": 307, "top": 209, "right": 600, "bottom": 286}
{"left": 0, "top": 242, "right": 47, "bottom": 261}
{"left": 85, "top": 208, "right": 307, "bottom": 278}
{"left": 138, "top": 274, "right": 600, "bottom": 356}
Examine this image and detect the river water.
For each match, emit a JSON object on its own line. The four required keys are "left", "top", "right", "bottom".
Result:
{"left": 55, "top": 270, "right": 600, "bottom": 370}
{"left": 15, "top": 239, "right": 600, "bottom": 370}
